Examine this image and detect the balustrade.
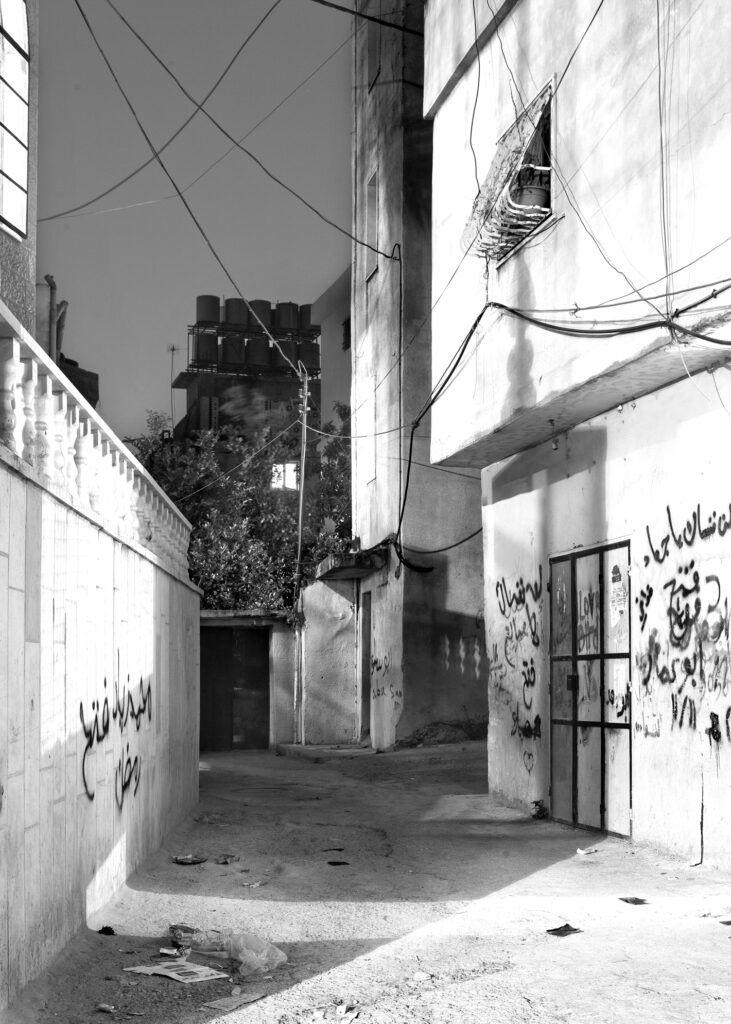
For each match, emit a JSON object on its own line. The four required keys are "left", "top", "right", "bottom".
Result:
{"left": 0, "top": 315, "right": 191, "bottom": 580}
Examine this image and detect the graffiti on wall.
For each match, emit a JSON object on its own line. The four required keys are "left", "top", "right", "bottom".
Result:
{"left": 637, "top": 498, "right": 731, "bottom": 751}
{"left": 488, "top": 567, "right": 544, "bottom": 771}
{"left": 80, "top": 673, "right": 153, "bottom": 809}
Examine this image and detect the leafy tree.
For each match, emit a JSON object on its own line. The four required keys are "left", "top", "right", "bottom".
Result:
{"left": 127, "top": 409, "right": 351, "bottom": 611}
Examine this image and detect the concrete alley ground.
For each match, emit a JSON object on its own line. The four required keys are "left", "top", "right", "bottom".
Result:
{"left": 6, "top": 742, "right": 731, "bottom": 1024}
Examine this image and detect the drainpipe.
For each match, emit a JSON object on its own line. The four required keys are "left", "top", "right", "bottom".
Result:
{"left": 44, "top": 274, "right": 57, "bottom": 363}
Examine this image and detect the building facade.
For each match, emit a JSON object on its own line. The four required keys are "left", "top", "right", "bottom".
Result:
{"left": 425, "top": 0, "right": 731, "bottom": 864}
{"left": 348, "top": 0, "right": 487, "bottom": 750}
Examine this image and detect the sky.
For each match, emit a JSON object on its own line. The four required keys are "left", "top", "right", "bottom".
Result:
{"left": 37, "top": 0, "right": 352, "bottom": 439}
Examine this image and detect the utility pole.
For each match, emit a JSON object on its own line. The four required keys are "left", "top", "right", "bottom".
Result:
{"left": 293, "top": 371, "right": 310, "bottom": 745}
{"left": 294, "top": 372, "right": 310, "bottom": 600}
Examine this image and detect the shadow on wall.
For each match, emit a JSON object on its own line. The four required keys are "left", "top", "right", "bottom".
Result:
{"left": 2, "top": 564, "right": 198, "bottom": 1012}
{"left": 400, "top": 555, "right": 488, "bottom": 738}
{"left": 488, "top": 427, "right": 608, "bottom": 800}
{"left": 501, "top": 257, "right": 537, "bottom": 422}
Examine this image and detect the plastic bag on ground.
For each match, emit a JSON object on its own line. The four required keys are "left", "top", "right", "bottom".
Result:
{"left": 169, "top": 924, "right": 287, "bottom": 976}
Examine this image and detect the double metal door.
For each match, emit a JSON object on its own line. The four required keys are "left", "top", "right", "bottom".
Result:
{"left": 549, "top": 543, "right": 632, "bottom": 835}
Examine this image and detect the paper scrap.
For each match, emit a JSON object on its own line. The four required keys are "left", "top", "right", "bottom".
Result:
{"left": 124, "top": 961, "right": 229, "bottom": 984}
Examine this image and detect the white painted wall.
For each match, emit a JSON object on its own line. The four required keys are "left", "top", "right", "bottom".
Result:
{"left": 0, "top": 452, "right": 200, "bottom": 1010}
{"left": 483, "top": 370, "right": 731, "bottom": 866}
{"left": 426, "top": 0, "right": 731, "bottom": 464}
{"left": 302, "top": 580, "right": 358, "bottom": 745}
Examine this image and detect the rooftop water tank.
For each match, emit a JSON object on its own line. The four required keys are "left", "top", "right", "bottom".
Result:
{"left": 196, "top": 294, "right": 220, "bottom": 323}
{"left": 247, "top": 337, "right": 271, "bottom": 366}
{"left": 224, "top": 297, "right": 248, "bottom": 326}
{"left": 275, "top": 301, "right": 299, "bottom": 330}
{"left": 249, "top": 299, "right": 271, "bottom": 329}
{"left": 272, "top": 338, "right": 297, "bottom": 369}
{"left": 221, "top": 336, "right": 246, "bottom": 365}
{"left": 194, "top": 334, "right": 218, "bottom": 364}
{"left": 298, "top": 340, "right": 320, "bottom": 372}
{"left": 298, "top": 303, "right": 312, "bottom": 329}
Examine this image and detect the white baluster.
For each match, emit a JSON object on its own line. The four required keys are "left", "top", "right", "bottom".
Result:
{"left": 75, "top": 418, "right": 94, "bottom": 508}
{"left": 20, "top": 358, "right": 37, "bottom": 466}
{"left": 66, "top": 404, "right": 79, "bottom": 499}
{"left": 0, "top": 338, "right": 19, "bottom": 453}
{"left": 137, "top": 482, "right": 153, "bottom": 546}
{"left": 35, "top": 374, "right": 54, "bottom": 485}
{"left": 130, "top": 469, "right": 142, "bottom": 544}
{"left": 53, "top": 391, "right": 67, "bottom": 488}
{"left": 88, "top": 428, "right": 102, "bottom": 514}
{"left": 112, "top": 450, "right": 128, "bottom": 537}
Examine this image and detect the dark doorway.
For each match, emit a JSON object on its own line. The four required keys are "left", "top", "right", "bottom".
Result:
{"left": 200, "top": 626, "right": 270, "bottom": 750}
{"left": 549, "top": 542, "right": 632, "bottom": 836}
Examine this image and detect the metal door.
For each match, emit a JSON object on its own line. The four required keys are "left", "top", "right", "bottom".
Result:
{"left": 550, "top": 543, "right": 632, "bottom": 835}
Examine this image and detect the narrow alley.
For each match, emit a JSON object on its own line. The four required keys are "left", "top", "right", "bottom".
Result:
{"left": 8, "top": 742, "right": 729, "bottom": 1024}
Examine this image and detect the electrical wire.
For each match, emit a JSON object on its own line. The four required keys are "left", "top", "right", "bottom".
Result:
{"left": 39, "top": 0, "right": 284, "bottom": 223}
{"left": 308, "top": 0, "right": 423, "bottom": 36}
{"left": 72, "top": 0, "right": 303, "bottom": 379}
{"left": 402, "top": 525, "right": 483, "bottom": 555}
{"left": 180, "top": 33, "right": 352, "bottom": 198}
{"left": 61, "top": 31, "right": 355, "bottom": 222}
{"left": 104, "top": 0, "right": 396, "bottom": 263}
{"left": 555, "top": 0, "right": 607, "bottom": 92}
{"left": 514, "top": 274, "right": 731, "bottom": 316}
{"left": 469, "top": 0, "right": 482, "bottom": 197}
{"left": 307, "top": 421, "right": 406, "bottom": 440}
{"left": 484, "top": 0, "right": 664, "bottom": 320}
{"left": 173, "top": 419, "right": 301, "bottom": 504}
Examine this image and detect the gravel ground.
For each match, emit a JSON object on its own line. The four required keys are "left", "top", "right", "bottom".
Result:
{"left": 5, "top": 743, "right": 731, "bottom": 1024}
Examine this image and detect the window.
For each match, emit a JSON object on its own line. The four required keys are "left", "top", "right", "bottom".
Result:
{"left": 366, "top": 172, "right": 378, "bottom": 278}
{"left": 0, "top": 0, "right": 29, "bottom": 237}
{"left": 271, "top": 461, "right": 298, "bottom": 490}
{"left": 342, "top": 316, "right": 351, "bottom": 351}
{"left": 465, "top": 83, "right": 553, "bottom": 263}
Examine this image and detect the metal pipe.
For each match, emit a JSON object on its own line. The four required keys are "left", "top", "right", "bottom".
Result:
{"left": 43, "top": 274, "right": 57, "bottom": 363}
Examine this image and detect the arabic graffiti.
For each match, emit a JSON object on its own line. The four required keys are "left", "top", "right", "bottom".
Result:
{"left": 115, "top": 744, "right": 141, "bottom": 809}
{"left": 637, "top": 498, "right": 731, "bottom": 747}
{"left": 496, "top": 566, "right": 542, "bottom": 658}
{"left": 489, "top": 565, "right": 545, "bottom": 771}
{"left": 511, "top": 702, "right": 542, "bottom": 740}
{"left": 644, "top": 502, "right": 731, "bottom": 567}
{"left": 80, "top": 674, "right": 153, "bottom": 804}
{"left": 371, "top": 652, "right": 391, "bottom": 676}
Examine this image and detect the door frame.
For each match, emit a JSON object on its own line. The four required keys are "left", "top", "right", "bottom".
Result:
{"left": 549, "top": 540, "right": 633, "bottom": 836}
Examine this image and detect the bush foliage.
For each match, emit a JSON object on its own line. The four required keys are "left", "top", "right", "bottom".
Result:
{"left": 128, "top": 407, "right": 351, "bottom": 610}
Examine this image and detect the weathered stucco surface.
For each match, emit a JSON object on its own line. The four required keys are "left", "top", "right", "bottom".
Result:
{"left": 0, "top": 453, "right": 200, "bottom": 1010}
{"left": 426, "top": 0, "right": 731, "bottom": 466}
{"left": 302, "top": 581, "right": 357, "bottom": 745}
{"left": 351, "top": 1, "right": 486, "bottom": 750}
{"left": 483, "top": 374, "right": 731, "bottom": 866}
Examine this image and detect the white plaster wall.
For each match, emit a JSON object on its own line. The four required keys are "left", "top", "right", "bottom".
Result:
{"left": 483, "top": 369, "right": 731, "bottom": 866}
{"left": 302, "top": 580, "right": 357, "bottom": 745}
{"left": 270, "top": 622, "right": 295, "bottom": 746}
{"left": 426, "top": 0, "right": 731, "bottom": 463}
{"left": 0, "top": 455, "right": 200, "bottom": 1010}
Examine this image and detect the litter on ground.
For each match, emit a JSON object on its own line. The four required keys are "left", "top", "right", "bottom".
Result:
{"left": 124, "top": 961, "right": 229, "bottom": 984}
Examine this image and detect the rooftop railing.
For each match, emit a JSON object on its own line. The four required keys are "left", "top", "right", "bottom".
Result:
{"left": 0, "top": 300, "right": 191, "bottom": 581}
